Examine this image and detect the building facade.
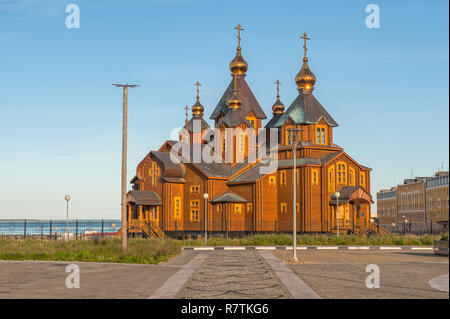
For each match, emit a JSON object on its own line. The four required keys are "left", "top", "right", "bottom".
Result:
{"left": 376, "top": 188, "right": 397, "bottom": 225}
{"left": 126, "top": 26, "right": 374, "bottom": 237}
{"left": 376, "top": 172, "right": 449, "bottom": 232}
{"left": 426, "top": 173, "right": 449, "bottom": 227}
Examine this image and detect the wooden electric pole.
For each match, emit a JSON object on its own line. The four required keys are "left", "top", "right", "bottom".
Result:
{"left": 113, "top": 83, "right": 139, "bottom": 253}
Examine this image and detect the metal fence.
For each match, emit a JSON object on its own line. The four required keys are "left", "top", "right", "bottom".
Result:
{"left": 380, "top": 222, "right": 448, "bottom": 235}
{"left": 0, "top": 220, "right": 121, "bottom": 240}
{"left": 164, "top": 220, "right": 371, "bottom": 236}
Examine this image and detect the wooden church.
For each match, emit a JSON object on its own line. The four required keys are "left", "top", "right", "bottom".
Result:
{"left": 126, "top": 26, "right": 374, "bottom": 238}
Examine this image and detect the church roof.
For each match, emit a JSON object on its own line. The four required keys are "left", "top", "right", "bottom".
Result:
{"left": 184, "top": 116, "right": 210, "bottom": 133}
{"left": 330, "top": 186, "right": 373, "bottom": 204}
{"left": 127, "top": 190, "right": 162, "bottom": 205}
{"left": 264, "top": 114, "right": 282, "bottom": 128}
{"left": 216, "top": 109, "right": 253, "bottom": 128}
{"left": 167, "top": 142, "right": 252, "bottom": 178}
{"left": 151, "top": 151, "right": 185, "bottom": 178}
{"left": 210, "top": 76, "right": 266, "bottom": 121}
{"left": 210, "top": 191, "right": 247, "bottom": 203}
{"left": 273, "top": 90, "right": 338, "bottom": 128}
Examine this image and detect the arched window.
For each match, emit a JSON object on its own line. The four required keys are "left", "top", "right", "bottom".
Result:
{"left": 337, "top": 162, "right": 347, "bottom": 184}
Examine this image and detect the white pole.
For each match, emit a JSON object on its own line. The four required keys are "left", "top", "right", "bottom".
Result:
{"left": 293, "top": 141, "right": 297, "bottom": 261}
{"left": 336, "top": 197, "right": 339, "bottom": 237}
{"left": 65, "top": 195, "right": 71, "bottom": 241}
{"left": 203, "top": 193, "right": 209, "bottom": 245}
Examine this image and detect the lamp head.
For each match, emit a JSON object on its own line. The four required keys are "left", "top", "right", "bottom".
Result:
{"left": 203, "top": 193, "right": 209, "bottom": 199}
{"left": 65, "top": 195, "right": 71, "bottom": 202}
{"left": 334, "top": 192, "right": 340, "bottom": 198}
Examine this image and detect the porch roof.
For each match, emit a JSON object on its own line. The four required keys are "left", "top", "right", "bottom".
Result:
{"left": 210, "top": 191, "right": 247, "bottom": 204}
{"left": 329, "top": 186, "right": 373, "bottom": 204}
{"left": 127, "top": 190, "right": 162, "bottom": 205}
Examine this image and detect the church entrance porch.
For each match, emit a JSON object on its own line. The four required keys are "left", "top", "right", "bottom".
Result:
{"left": 330, "top": 186, "right": 374, "bottom": 235}
{"left": 126, "top": 190, "right": 165, "bottom": 238}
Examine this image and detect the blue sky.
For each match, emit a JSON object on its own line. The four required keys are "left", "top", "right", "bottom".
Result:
{"left": 0, "top": 0, "right": 448, "bottom": 219}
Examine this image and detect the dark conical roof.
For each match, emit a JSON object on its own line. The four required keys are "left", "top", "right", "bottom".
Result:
{"left": 210, "top": 76, "right": 266, "bottom": 121}
{"left": 184, "top": 116, "right": 210, "bottom": 133}
{"left": 273, "top": 90, "right": 338, "bottom": 128}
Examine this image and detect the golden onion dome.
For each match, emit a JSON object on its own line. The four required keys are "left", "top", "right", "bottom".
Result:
{"left": 272, "top": 97, "right": 285, "bottom": 115}
{"left": 191, "top": 97, "right": 204, "bottom": 116}
{"left": 227, "top": 90, "right": 241, "bottom": 109}
{"left": 229, "top": 48, "right": 248, "bottom": 75}
{"left": 295, "top": 57, "right": 316, "bottom": 91}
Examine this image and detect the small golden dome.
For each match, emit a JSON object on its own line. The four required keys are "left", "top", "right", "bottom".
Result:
{"left": 229, "top": 48, "right": 248, "bottom": 75}
{"left": 192, "top": 98, "right": 204, "bottom": 116}
{"left": 295, "top": 57, "right": 316, "bottom": 91}
{"left": 227, "top": 92, "right": 241, "bottom": 109}
{"left": 272, "top": 97, "right": 285, "bottom": 115}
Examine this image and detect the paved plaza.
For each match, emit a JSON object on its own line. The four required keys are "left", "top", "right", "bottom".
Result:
{"left": 0, "top": 249, "right": 448, "bottom": 299}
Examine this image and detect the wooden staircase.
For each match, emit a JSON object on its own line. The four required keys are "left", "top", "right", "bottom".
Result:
{"left": 138, "top": 219, "right": 166, "bottom": 239}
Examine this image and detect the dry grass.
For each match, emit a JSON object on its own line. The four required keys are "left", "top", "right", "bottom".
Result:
{"left": 0, "top": 238, "right": 181, "bottom": 264}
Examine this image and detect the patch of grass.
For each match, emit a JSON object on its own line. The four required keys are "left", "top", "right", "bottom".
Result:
{"left": 0, "top": 238, "right": 181, "bottom": 264}
{"left": 441, "top": 233, "right": 449, "bottom": 241}
{"left": 181, "top": 233, "right": 441, "bottom": 247}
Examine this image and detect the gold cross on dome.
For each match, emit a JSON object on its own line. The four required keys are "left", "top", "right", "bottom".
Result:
{"left": 194, "top": 81, "right": 201, "bottom": 99}
{"left": 235, "top": 24, "right": 245, "bottom": 48}
{"left": 275, "top": 80, "right": 281, "bottom": 97}
{"left": 184, "top": 105, "right": 189, "bottom": 117}
{"left": 299, "top": 32, "right": 310, "bottom": 58}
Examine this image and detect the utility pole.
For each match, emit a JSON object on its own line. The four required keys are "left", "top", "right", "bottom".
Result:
{"left": 113, "top": 83, "right": 139, "bottom": 253}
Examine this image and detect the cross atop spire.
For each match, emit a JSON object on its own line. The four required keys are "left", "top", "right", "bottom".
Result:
{"left": 275, "top": 80, "right": 281, "bottom": 98}
{"left": 184, "top": 105, "right": 189, "bottom": 125}
{"left": 194, "top": 81, "right": 201, "bottom": 99}
{"left": 299, "top": 32, "right": 310, "bottom": 59}
{"left": 235, "top": 24, "right": 245, "bottom": 48}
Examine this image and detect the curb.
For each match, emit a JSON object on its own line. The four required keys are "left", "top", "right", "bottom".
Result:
{"left": 182, "top": 246, "right": 434, "bottom": 251}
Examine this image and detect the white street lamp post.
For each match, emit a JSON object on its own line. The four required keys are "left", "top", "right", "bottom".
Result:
{"left": 203, "top": 193, "right": 209, "bottom": 245}
{"left": 334, "top": 192, "right": 340, "bottom": 237}
{"left": 65, "top": 195, "right": 71, "bottom": 241}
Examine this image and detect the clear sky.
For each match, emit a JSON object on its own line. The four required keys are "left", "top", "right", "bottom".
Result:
{"left": 0, "top": 0, "right": 448, "bottom": 220}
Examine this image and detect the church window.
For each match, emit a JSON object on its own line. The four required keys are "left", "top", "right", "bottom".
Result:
{"left": 174, "top": 197, "right": 181, "bottom": 219}
{"left": 217, "top": 205, "right": 222, "bottom": 214}
{"left": 269, "top": 175, "right": 276, "bottom": 186}
{"left": 297, "top": 169, "right": 300, "bottom": 185}
{"left": 311, "top": 169, "right": 319, "bottom": 185}
{"left": 337, "top": 162, "right": 346, "bottom": 184}
{"left": 149, "top": 162, "right": 160, "bottom": 186}
{"left": 285, "top": 127, "right": 295, "bottom": 146}
{"left": 360, "top": 172, "right": 365, "bottom": 187}
{"left": 328, "top": 166, "right": 335, "bottom": 192}
{"left": 247, "top": 203, "right": 253, "bottom": 214}
{"left": 234, "top": 204, "right": 242, "bottom": 215}
{"left": 316, "top": 126, "right": 326, "bottom": 144}
{"left": 349, "top": 167, "right": 355, "bottom": 186}
{"left": 438, "top": 198, "right": 441, "bottom": 209}
{"left": 281, "top": 203, "right": 287, "bottom": 214}
{"left": 296, "top": 203, "right": 299, "bottom": 213}
{"left": 239, "top": 132, "right": 245, "bottom": 154}
{"left": 280, "top": 171, "right": 286, "bottom": 186}
{"left": 222, "top": 135, "right": 226, "bottom": 155}
{"left": 190, "top": 185, "right": 200, "bottom": 193}
{"left": 190, "top": 200, "right": 199, "bottom": 222}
